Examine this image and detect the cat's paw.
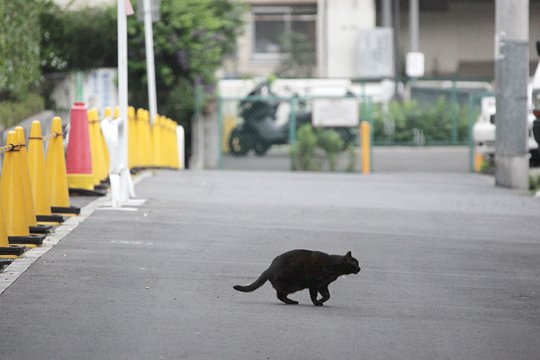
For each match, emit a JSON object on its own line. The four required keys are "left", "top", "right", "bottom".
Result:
{"left": 313, "top": 301, "right": 324, "bottom": 306}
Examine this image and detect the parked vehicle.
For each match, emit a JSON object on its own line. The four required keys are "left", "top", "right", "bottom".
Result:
{"left": 473, "top": 94, "right": 540, "bottom": 166}
{"left": 228, "top": 82, "right": 356, "bottom": 156}
{"left": 532, "top": 42, "right": 540, "bottom": 152}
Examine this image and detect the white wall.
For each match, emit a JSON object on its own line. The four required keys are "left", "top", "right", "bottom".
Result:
{"left": 320, "top": 0, "right": 376, "bottom": 77}
{"left": 399, "top": 1, "right": 540, "bottom": 77}
{"left": 50, "top": 68, "right": 119, "bottom": 117}
{"left": 233, "top": 0, "right": 376, "bottom": 78}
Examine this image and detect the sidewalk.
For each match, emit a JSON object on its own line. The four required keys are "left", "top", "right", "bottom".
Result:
{"left": 1, "top": 169, "right": 539, "bottom": 360}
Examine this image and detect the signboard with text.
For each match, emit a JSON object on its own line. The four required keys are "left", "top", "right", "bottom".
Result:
{"left": 357, "top": 28, "right": 394, "bottom": 79}
{"left": 312, "top": 98, "right": 360, "bottom": 127}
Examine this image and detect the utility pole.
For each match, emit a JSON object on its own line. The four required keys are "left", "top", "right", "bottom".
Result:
{"left": 409, "top": 0, "right": 419, "bottom": 53}
{"left": 495, "top": 0, "right": 529, "bottom": 189}
{"left": 117, "top": 0, "right": 128, "bottom": 144}
{"left": 382, "top": 0, "right": 392, "bottom": 27}
{"left": 392, "top": 0, "right": 400, "bottom": 98}
{"left": 143, "top": 0, "right": 158, "bottom": 124}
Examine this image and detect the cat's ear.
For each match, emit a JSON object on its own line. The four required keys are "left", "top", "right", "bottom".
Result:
{"left": 346, "top": 251, "right": 352, "bottom": 258}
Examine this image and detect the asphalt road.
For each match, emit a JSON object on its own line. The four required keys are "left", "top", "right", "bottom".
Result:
{"left": 221, "top": 145, "right": 471, "bottom": 173}
{"left": 1, "top": 170, "right": 539, "bottom": 360}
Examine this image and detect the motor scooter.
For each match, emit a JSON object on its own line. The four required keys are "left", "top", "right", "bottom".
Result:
{"left": 228, "top": 82, "right": 355, "bottom": 156}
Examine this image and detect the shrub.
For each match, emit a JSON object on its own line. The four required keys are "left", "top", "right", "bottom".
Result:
{"left": 0, "top": 94, "right": 45, "bottom": 129}
{"left": 290, "top": 124, "right": 319, "bottom": 171}
{"left": 290, "top": 125, "right": 350, "bottom": 172}
{"left": 373, "top": 97, "right": 470, "bottom": 145}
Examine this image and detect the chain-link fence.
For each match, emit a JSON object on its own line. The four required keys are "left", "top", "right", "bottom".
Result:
{"left": 212, "top": 80, "right": 503, "bottom": 173}
{"left": 217, "top": 85, "right": 374, "bottom": 173}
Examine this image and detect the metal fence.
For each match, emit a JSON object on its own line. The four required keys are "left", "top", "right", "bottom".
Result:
{"left": 372, "top": 81, "right": 491, "bottom": 147}
{"left": 216, "top": 92, "right": 374, "bottom": 173}
{"left": 212, "top": 80, "right": 497, "bottom": 173}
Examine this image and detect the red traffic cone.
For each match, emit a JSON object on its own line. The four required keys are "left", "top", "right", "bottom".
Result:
{"left": 66, "top": 102, "right": 103, "bottom": 195}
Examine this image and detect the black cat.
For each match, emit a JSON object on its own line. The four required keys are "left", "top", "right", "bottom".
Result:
{"left": 233, "top": 249, "right": 361, "bottom": 306}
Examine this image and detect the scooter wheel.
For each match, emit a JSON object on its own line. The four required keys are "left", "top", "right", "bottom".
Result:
{"left": 229, "top": 131, "right": 250, "bottom": 156}
{"left": 254, "top": 142, "right": 270, "bottom": 156}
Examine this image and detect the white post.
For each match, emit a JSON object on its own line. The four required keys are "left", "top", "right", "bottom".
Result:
{"left": 143, "top": 0, "right": 158, "bottom": 124}
{"left": 177, "top": 125, "right": 185, "bottom": 170}
{"left": 117, "top": 0, "right": 130, "bottom": 180}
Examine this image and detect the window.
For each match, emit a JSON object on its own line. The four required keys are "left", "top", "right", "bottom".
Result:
{"left": 252, "top": 5, "right": 317, "bottom": 59}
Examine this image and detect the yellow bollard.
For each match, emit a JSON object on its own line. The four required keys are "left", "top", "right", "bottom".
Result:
{"left": 28, "top": 121, "right": 64, "bottom": 224}
{"left": 14, "top": 127, "right": 38, "bottom": 228}
{"left": 152, "top": 115, "right": 161, "bottom": 168}
{"left": 46, "top": 117, "right": 80, "bottom": 215}
{"left": 15, "top": 127, "right": 51, "bottom": 235}
{"left": 170, "top": 120, "right": 180, "bottom": 169}
{"left": 128, "top": 106, "right": 137, "bottom": 170}
{"left": 360, "top": 121, "right": 371, "bottom": 174}
{"left": 136, "top": 108, "right": 146, "bottom": 169}
{"left": 146, "top": 110, "right": 154, "bottom": 167}
{"left": 222, "top": 114, "right": 236, "bottom": 153}
{"left": 474, "top": 152, "right": 485, "bottom": 173}
{"left": 1, "top": 131, "right": 44, "bottom": 246}
{"left": 88, "top": 108, "right": 108, "bottom": 185}
{"left": 0, "top": 202, "right": 25, "bottom": 258}
{"left": 0, "top": 143, "right": 26, "bottom": 258}
{"left": 1, "top": 131, "right": 30, "bottom": 237}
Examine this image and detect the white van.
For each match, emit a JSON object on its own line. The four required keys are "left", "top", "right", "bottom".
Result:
{"left": 473, "top": 90, "right": 540, "bottom": 166}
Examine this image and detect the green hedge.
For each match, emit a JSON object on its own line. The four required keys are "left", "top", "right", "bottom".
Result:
{"left": 372, "top": 97, "right": 470, "bottom": 145}
{"left": 0, "top": 94, "right": 45, "bottom": 129}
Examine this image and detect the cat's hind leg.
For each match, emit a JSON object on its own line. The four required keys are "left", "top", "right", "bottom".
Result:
{"left": 277, "top": 291, "right": 298, "bottom": 305}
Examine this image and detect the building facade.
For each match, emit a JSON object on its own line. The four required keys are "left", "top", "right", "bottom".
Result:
{"left": 228, "top": 0, "right": 540, "bottom": 79}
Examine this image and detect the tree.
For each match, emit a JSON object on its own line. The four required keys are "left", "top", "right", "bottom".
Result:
{"left": 0, "top": 0, "right": 42, "bottom": 100}
{"left": 39, "top": 2, "right": 117, "bottom": 73}
{"left": 126, "top": 0, "right": 245, "bottom": 122}
{"left": 39, "top": 0, "right": 245, "bottom": 122}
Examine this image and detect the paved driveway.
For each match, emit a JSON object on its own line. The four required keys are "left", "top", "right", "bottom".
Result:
{"left": 1, "top": 170, "right": 539, "bottom": 360}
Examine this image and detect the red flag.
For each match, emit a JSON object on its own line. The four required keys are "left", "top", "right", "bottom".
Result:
{"left": 125, "top": 0, "right": 134, "bottom": 16}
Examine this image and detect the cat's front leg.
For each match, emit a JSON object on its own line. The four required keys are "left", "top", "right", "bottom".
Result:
{"left": 309, "top": 287, "right": 324, "bottom": 306}
{"left": 319, "top": 286, "right": 330, "bottom": 304}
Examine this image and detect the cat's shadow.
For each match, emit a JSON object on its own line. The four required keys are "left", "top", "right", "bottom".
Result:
{"left": 237, "top": 300, "right": 344, "bottom": 309}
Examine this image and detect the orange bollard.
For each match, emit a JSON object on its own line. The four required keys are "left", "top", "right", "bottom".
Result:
{"left": 27, "top": 121, "right": 64, "bottom": 224}
{"left": 0, "top": 131, "right": 45, "bottom": 247}
{"left": 46, "top": 117, "right": 81, "bottom": 215}
{"left": 15, "top": 127, "right": 52, "bottom": 235}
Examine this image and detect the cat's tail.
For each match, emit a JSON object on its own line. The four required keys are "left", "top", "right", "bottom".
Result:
{"left": 233, "top": 270, "right": 269, "bottom": 292}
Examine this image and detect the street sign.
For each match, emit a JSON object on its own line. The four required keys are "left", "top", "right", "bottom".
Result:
{"left": 357, "top": 28, "right": 394, "bottom": 79}
{"left": 406, "top": 52, "right": 425, "bottom": 77}
{"left": 137, "top": 0, "right": 161, "bottom": 22}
